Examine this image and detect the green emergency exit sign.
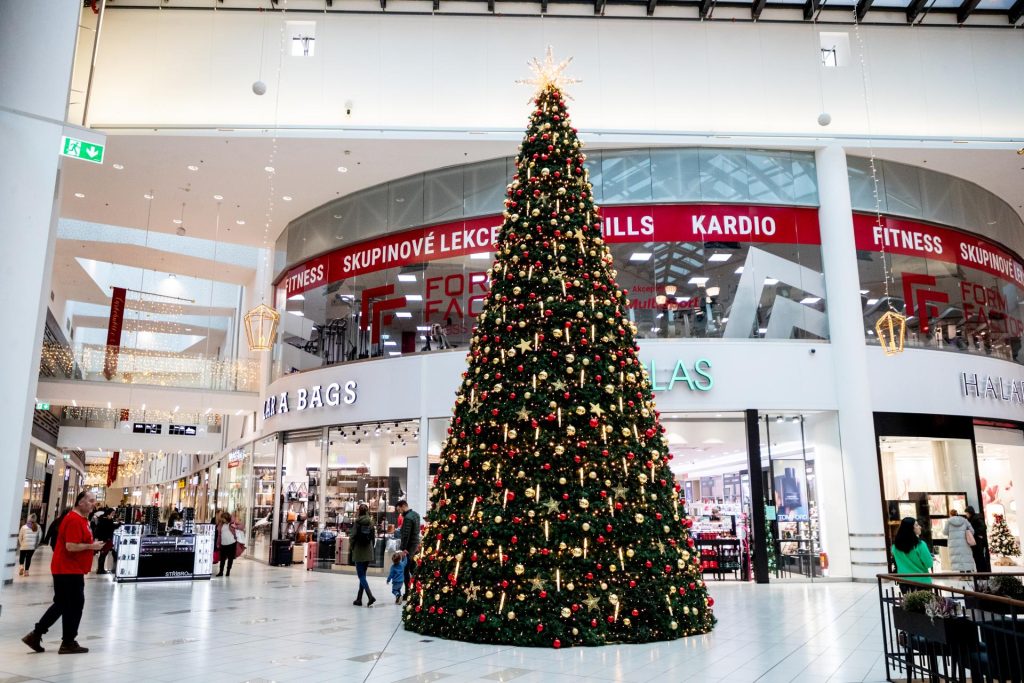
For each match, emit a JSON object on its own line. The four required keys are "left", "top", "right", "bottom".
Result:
{"left": 60, "top": 136, "right": 104, "bottom": 164}
{"left": 35, "top": 402, "right": 50, "bottom": 410}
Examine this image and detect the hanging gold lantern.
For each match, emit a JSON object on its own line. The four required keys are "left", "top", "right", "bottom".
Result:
{"left": 875, "top": 310, "right": 906, "bottom": 356}
{"left": 244, "top": 303, "right": 280, "bottom": 351}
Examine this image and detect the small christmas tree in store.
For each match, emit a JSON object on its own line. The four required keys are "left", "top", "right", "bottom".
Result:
{"left": 990, "top": 514, "right": 1021, "bottom": 561}
{"left": 402, "top": 50, "right": 715, "bottom": 648}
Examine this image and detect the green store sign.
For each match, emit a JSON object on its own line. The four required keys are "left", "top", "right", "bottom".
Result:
{"left": 646, "top": 358, "right": 713, "bottom": 393}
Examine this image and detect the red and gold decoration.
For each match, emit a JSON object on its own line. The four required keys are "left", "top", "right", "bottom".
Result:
{"left": 402, "top": 51, "right": 715, "bottom": 648}
{"left": 244, "top": 303, "right": 280, "bottom": 352}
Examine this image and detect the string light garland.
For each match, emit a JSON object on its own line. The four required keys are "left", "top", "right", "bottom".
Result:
{"left": 851, "top": 7, "right": 906, "bottom": 354}
{"left": 401, "top": 50, "right": 714, "bottom": 649}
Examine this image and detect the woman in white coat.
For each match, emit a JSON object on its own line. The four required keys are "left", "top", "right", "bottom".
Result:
{"left": 945, "top": 512, "right": 978, "bottom": 572}
{"left": 18, "top": 513, "right": 41, "bottom": 576}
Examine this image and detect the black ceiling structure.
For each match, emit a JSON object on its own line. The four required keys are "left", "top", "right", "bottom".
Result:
{"left": 100, "top": 0, "right": 1024, "bottom": 26}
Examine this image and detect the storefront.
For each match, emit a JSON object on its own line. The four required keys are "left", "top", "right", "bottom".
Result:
{"left": 228, "top": 148, "right": 1024, "bottom": 582}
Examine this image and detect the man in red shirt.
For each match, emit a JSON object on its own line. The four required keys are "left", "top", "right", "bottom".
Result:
{"left": 22, "top": 490, "right": 103, "bottom": 655}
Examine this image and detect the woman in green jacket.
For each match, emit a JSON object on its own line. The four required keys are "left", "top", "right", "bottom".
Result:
{"left": 891, "top": 517, "right": 934, "bottom": 585}
{"left": 349, "top": 504, "right": 376, "bottom": 607}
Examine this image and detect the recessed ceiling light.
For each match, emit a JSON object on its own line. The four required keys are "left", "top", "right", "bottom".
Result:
{"left": 187, "top": 165, "right": 199, "bottom": 171}
{"left": 236, "top": 219, "right": 245, "bottom": 225}
{"left": 708, "top": 253, "right": 732, "bottom": 262}
{"left": 185, "top": 327, "right": 192, "bottom": 331}
{"left": 173, "top": 219, "right": 183, "bottom": 224}
{"left": 74, "top": 192, "right": 85, "bottom": 198}
{"left": 287, "top": 310, "right": 304, "bottom": 317}
{"left": 333, "top": 214, "right": 343, "bottom": 219}
{"left": 283, "top": 196, "right": 293, "bottom": 201}
{"left": 866, "top": 298, "right": 879, "bottom": 305}
{"left": 471, "top": 252, "right": 491, "bottom": 260}
{"left": 112, "top": 163, "right": 124, "bottom": 170}
{"left": 144, "top": 193, "right": 154, "bottom": 199}
{"left": 688, "top": 277, "right": 709, "bottom": 286}
{"left": 764, "top": 277, "right": 779, "bottom": 285}
{"left": 800, "top": 297, "right": 822, "bottom": 305}
{"left": 395, "top": 312, "right": 412, "bottom": 318}
{"left": 734, "top": 266, "right": 744, "bottom": 274}
{"left": 397, "top": 274, "right": 417, "bottom": 282}
{"left": 630, "top": 252, "right": 652, "bottom": 262}
{"left": 264, "top": 166, "right": 275, "bottom": 173}
{"left": 213, "top": 194, "right": 223, "bottom": 200}
{"left": 405, "top": 295, "right": 423, "bottom": 302}
{"left": 337, "top": 166, "right": 348, "bottom": 173}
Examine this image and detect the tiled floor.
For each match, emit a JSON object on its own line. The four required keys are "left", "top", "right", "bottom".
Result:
{"left": 0, "top": 554, "right": 888, "bottom": 683}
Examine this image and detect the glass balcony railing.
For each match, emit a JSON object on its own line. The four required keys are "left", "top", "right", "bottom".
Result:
{"left": 39, "top": 342, "right": 260, "bottom": 393}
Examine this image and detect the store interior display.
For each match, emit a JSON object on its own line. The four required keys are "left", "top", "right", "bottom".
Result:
{"left": 113, "top": 523, "right": 214, "bottom": 582}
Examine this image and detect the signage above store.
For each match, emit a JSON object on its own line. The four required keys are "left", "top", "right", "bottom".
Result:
{"left": 961, "top": 372, "right": 1024, "bottom": 405}
{"left": 277, "top": 204, "right": 822, "bottom": 298}
{"left": 854, "top": 213, "right": 1024, "bottom": 288}
{"left": 227, "top": 448, "right": 245, "bottom": 468}
{"left": 133, "top": 422, "right": 162, "bottom": 434}
{"left": 646, "top": 358, "right": 714, "bottom": 393}
{"left": 263, "top": 379, "right": 358, "bottom": 420}
{"left": 169, "top": 424, "right": 197, "bottom": 436}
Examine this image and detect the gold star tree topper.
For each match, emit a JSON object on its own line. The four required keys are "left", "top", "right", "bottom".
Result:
{"left": 516, "top": 47, "right": 580, "bottom": 95}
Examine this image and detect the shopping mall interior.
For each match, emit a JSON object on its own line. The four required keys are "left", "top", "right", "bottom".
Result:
{"left": 1, "top": 0, "right": 1023, "bottom": 680}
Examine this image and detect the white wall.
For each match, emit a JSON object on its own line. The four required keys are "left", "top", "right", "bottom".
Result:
{"left": 87, "top": 11, "right": 1023, "bottom": 141}
{"left": 260, "top": 339, "right": 838, "bottom": 433}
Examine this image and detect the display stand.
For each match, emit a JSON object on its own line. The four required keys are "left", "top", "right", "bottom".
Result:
{"left": 114, "top": 524, "right": 214, "bottom": 582}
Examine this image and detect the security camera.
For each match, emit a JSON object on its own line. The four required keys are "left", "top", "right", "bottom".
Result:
{"left": 809, "top": 348, "right": 816, "bottom": 355}
{"left": 176, "top": 227, "right": 186, "bottom": 236}
{"left": 344, "top": 100, "right": 353, "bottom": 117}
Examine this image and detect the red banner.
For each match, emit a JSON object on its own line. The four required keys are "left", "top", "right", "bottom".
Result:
{"left": 106, "top": 451, "right": 119, "bottom": 487}
{"left": 853, "top": 213, "right": 1024, "bottom": 288}
{"left": 104, "top": 287, "right": 127, "bottom": 380}
{"left": 278, "top": 204, "right": 822, "bottom": 298}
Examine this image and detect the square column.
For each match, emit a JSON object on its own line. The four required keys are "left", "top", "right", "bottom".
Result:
{"left": 0, "top": 0, "right": 80, "bottom": 588}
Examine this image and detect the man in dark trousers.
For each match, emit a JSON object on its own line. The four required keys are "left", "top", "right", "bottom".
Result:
{"left": 965, "top": 506, "right": 991, "bottom": 572}
{"left": 395, "top": 500, "right": 421, "bottom": 597}
{"left": 22, "top": 490, "right": 103, "bottom": 655}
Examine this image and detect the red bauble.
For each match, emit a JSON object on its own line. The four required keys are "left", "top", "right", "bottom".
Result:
{"left": 708, "top": 597, "right": 715, "bottom": 607}
{"left": 553, "top": 639, "right": 561, "bottom": 649}
{"left": 536, "top": 624, "right": 544, "bottom": 633}
{"left": 539, "top": 590, "right": 548, "bottom": 598}
{"left": 479, "top": 614, "right": 486, "bottom": 623}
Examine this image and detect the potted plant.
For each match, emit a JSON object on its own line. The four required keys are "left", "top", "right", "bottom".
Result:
{"left": 893, "top": 591, "right": 975, "bottom": 645}
{"left": 966, "top": 575, "right": 1024, "bottom": 615}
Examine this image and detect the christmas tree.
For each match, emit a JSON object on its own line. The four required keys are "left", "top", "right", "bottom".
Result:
{"left": 990, "top": 514, "right": 1021, "bottom": 558}
{"left": 402, "top": 50, "right": 715, "bottom": 648}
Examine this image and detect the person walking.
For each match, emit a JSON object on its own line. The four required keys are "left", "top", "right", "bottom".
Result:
{"left": 946, "top": 511, "right": 978, "bottom": 572}
{"left": 386, "top": 552, "right": 407, "bottom": 604}
{"left": 965, "top": 506, "right": 991, "bottom": 572}
{"left": 349, "top": 504, "right": 376, "bottom": 607}
{"left": 891, "top": 517, "right": 934, "bottom": 586}
{"left": 216, "top": 511, "right": 238, "bottom": 577}
{"left": 94, "top": 508, "right": 116, "bottom": 575}
{"left": 18, "top": 513, "right": 42, "bottom": 576}
{"left": 44, "top": 508, "right": 69, "bottom": 551}
{"left": 21, "top": 491, "right": 103, "bottom": 655}
{"left": 395, "top": 500, "right": 421, "bottom": 595}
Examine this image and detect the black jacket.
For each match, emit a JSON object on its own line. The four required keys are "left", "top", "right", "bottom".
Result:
{"left": 400, "top": 509, "right": 421, "bottom": 553}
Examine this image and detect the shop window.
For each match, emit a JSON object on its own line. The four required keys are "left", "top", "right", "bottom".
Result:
{"left": 878, "top": 433, "right": 979, "bottom": 572}
{"left": 975, "top": 425, "right": 1024, "bottom": 564}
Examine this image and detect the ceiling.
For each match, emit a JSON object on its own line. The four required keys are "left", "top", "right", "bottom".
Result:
{"left": 99, "top": 0, "right": 1024, "bottom": 26}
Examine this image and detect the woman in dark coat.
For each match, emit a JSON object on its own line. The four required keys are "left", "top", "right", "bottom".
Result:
{"left": 349, "top": 504, "right": 376, "bottom": 607}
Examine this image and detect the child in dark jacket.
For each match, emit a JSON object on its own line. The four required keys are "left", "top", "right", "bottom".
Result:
{"left": 387, "top": 552, "right": 407, "bottom": 603}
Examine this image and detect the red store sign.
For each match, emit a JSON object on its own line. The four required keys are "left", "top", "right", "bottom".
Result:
{"left": 852, "top": 213, "right": 1024, "bottom": 289}
{"left": 277, "top": 204, "right": 822, "bottom": 298}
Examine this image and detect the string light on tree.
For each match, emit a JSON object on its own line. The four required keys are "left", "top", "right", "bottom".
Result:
{"left": 402, "top": 50, "right": 715, "bottom": 648}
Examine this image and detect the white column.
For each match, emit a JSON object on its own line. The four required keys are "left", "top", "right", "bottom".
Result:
{"left": 0, "top": 0, "right": 80, "bottom": 587}
{"left": 816, "top": 145, "right": 888, "bottom": 581}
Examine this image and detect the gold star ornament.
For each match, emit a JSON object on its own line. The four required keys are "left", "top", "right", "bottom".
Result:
{"left": 516, "top": 339, "right": 533, "bottom": 353}
{"left": 464, "top": 582, "right": 481, "bottom": 602}
{"left": 583, "top": 594, "right": 601, "bottom": 611}
{"left": 516, "top": 46, "right": 580, "bottom": 95}
{"left": 529, "top": 575, "right": 547, "bottom": 591}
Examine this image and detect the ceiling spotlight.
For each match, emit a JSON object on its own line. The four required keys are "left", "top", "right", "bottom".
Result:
{"left": 337, "top": 166, "right": 348, "bottom": 173}
{"left": 112, "top": 163, "right": 124, "bottom": 170}
{"left": 283, "top": 196, "right": 293, "bottom": 201}
{"left": 74, "top": 192, "right": 85, "bottom": 198}
{"left": 187, "top": 165, "right": 199, "bottom": 171}
{"left": 236, "top": 219, "right": 245, "bottom": 225}
{"left": 143, "top": 193, "right": 154, "bottom": 200}
{"left": 213, "top": 194, "right": 223, "bottom": 201}
{"left": 173, "top": 219, "right": 183, "bottom": 224}
{"left": 264, "top": 166, "right": 275, "bottom": 173}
